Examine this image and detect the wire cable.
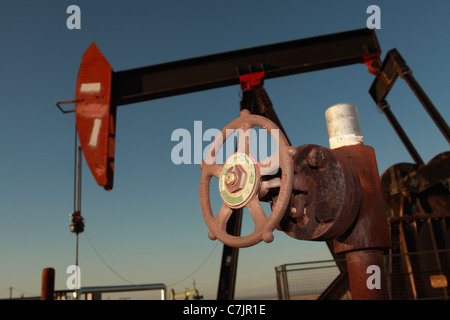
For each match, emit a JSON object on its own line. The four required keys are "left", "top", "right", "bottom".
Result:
{"left": 84, "top": 233, "right": 219, "bottom": 289}
{"left": 84, "top": 232, "right": 135, "bottom": 285}
{"left": 168, "top": 242, "right": 219, "bottom": 288}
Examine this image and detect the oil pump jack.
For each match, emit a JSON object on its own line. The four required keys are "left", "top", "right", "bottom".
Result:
{"left": 57, "top": 28, "right": 449, "bottom": 300}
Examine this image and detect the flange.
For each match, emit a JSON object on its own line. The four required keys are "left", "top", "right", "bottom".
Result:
{"left": 278, "top": 145, "right": 362, "bottom": 241}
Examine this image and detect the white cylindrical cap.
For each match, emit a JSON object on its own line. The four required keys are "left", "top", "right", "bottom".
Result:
{"left": 325, "top": 103, "right": 363, "bottom": 149}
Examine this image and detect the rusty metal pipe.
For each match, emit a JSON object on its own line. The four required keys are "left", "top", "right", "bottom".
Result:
{"left": 326, "top": 103, "right": 391, "bottom": 300}
{"left": 332, "top": 146, "right": 391, "bottom": 300}
{"left": 332, "top": 145, "right": 391, "bottom": 251}
{"left": 346, "top": 250, "right": 389, "bottom": 300}
{"left": 326, "top": 104, "right": 390, "bottom": 252}
{"left": 41, "top": 268, "right": 55, "bottom": 300}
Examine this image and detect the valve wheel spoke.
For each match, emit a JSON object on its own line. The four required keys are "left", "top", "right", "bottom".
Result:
{"left": 259, "top": 153, "right": 280, "bottom": 176}
{"left": 216, "top": 203, "right": 233, "bottom": 225}
{"left": 237, "top": 127, "right": 253, "bottom": 156}
{"left": 246, "top": 195, "right": 267, "bottom": 227}
{"left": 208, "top": 163, "right": 223, "bottom": 178}
{"left": 259, "top": 177, "right": 281, "bottom": 199}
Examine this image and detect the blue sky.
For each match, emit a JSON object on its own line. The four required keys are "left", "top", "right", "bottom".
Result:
{"left": 0, "top": 1, "right": 449, "bottom": 299}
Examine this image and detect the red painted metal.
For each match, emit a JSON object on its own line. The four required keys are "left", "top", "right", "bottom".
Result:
{"left": 75, "top": 43, "right": 115, "bottom": 190}
{"left": 239, "top": 72, "right": 265, "bottom": 91}
{"left": 362, "top": 53, "right": 381, "bottom": 75}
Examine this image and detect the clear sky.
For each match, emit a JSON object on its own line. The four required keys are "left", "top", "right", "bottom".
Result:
{"left": 0, "top": 1, "right": 449, "bottom": 300}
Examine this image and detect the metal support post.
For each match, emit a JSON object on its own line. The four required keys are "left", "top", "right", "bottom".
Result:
{"left": 401, "top": 71, "right": 450, "bottom": 143}
{"left": 41, "top": 268, "right": 55, "bottom": 300}
{"left": 378, "top": 101, "right": 424, "bottom": 166}
{"left": 345, "top": 250, "right": 389, "bottom": 300}
{"left": 216, "top": 209, "right": 242, "bottom": 300}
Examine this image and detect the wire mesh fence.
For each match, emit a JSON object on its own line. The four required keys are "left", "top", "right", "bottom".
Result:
{"left": 275, "top": 249, "right": 450, "bottom": 300}
{"left": 275, "top": 259, "right": 351, "bottom": 300}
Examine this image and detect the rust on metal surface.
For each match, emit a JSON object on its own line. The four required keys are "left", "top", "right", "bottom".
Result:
{"left": 224, "top": 165, "right": 248, "bottom": 194}
{"left": 381, "top": 151, "right": 450, "bottom": 236}
{"left": 332, "top": 145, "right": 391, "bottom": 253}
{"left": 345, "top": 250, "right": 389, "bottom": 300}
{"left": 41, "top": 268, "right": 55, "bottom": 300}
{"left": 381, "top": 151, "right": 450, "bottom": 203}
{"left": 278, "top": 144, "right": 362, "bottom": 241}
{"left": 199, "top": 110, "right": 295, "bottom": 248}
{"left": 380, "top": 151, "right": 449, "bottom": 300}
{"left": 75, "top": 43, "right": 115, "bottom": 190}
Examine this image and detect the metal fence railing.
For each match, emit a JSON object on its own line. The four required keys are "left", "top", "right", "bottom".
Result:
{"left": 275, "top": 249, "right": 450, "bottom": 300}
{"left": 275, "top": 259, "right": 351, "bottom": 300}
{"left": 54, "top": 283, "right": 168, "bottom": 300}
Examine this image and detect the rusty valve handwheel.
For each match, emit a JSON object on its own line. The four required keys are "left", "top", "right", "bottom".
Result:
{"left": 200, "top": 109, "right": 296, "bottom": 248}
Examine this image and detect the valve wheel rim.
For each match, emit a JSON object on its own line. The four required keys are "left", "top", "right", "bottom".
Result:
{"left": 199, "top": 110, "right": 295, "bottom": 248}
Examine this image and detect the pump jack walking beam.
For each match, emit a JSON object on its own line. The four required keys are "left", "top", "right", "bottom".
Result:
{"left": 112, "top": 28, "right": 380, "bottom": 106}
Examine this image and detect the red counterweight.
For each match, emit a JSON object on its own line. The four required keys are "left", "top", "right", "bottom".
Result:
{"left": 75, "top": 43, "right": 116, "bottom": 190}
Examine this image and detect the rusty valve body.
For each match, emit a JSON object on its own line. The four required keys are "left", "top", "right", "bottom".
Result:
{"left": 278, "top": 144, "right": 362, "bottom": 241}
{"left": 276, "top": 143, "right": 391, "bottom": 300}
{"left": 277, "top": 143, "right": 391, "bottom": 248}
{"left": 277, "top": 103, "right": 390, "bottom": 252}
